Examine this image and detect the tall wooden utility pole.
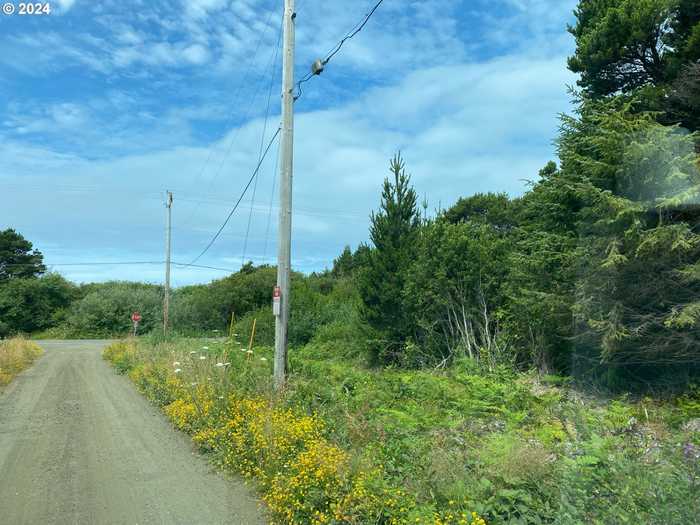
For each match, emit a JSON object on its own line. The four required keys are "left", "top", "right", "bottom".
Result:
{"left": 163, "top": 190, "right": 173, "bottom": 334}
{"left": 274, "top": 0, "right": 295, "bottom": 390}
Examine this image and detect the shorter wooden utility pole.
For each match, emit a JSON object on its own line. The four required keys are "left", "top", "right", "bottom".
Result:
{"left": 163, "top": 191, "right": 173, "bottom": 334}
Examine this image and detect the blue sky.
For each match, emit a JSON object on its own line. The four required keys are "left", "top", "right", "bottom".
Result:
{"left": 0, "top": 0, "right": 578, "bottom": 285}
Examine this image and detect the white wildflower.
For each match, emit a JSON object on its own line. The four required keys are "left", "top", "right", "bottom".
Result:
{"left": 174, "top": 368, "right": 182, "bottom": 374}
{"left": 260, "top": 357, "right": 268, "bottom": 362}
{"left": 246, "top": 350, "right": 254, "bottom": 355}
{"left": 202, "top": 346, "right": 209, "bottom": 350}
{"left": 199, "top": 355, "right": 206, "bottom": 360}
{"left": 173, "top": 361, "right": 181, "bottom": 366}
{"left": 216, "top": 362, "right": 225, "bottom": 368}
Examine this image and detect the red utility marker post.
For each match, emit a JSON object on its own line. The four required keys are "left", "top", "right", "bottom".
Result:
{"left": 131, "top": 311, "right": 142, "bottom": 336}
{"left": 272, "top": 286, "right": 281, "bottom": 317}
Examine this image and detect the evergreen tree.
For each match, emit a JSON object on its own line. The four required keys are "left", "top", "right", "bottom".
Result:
{"left": 568, "top": 0, "right": 675, "bottom": 98}
{"left": 0, "top": 229, "right": 46, "bottom": 282}
{"left": 358, "top": 154, "right": 420, "bottom": 365}
{"left": 331, "top": 246, "right": 355, "bottom": 278}
{"left": 567, "top": 0, "right": 700, "bottom": 101}
{"left": 667, "top": 62, "right": 700, "bottom": 134}
{"left": 557, "top": 95, "right": 700, "bottom": 386}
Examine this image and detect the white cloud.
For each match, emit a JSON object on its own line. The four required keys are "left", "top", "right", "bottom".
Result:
{"left": 182, "top": 44, "right": 211, "bottom": 65}
{"left": 184, "top": 0, "right": 229, "bottom": 21}
{"left": 55, "top": 0, "right": 76, "bottom": 12}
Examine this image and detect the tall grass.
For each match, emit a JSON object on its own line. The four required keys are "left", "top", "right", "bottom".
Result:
{"left": 0, "top": 337, "right": 43, "bottom": 386}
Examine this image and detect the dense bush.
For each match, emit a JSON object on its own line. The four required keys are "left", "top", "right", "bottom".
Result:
{"left": 0, "top": 274, "right": 76, "bottom": 338}
{"left": 62, "top": 281, "right": 163, "bottom": 337}
{"left": 171, "top": 264, "right": 277, "bottom": 334}
{"left": 404, "top": 220, "right": 512, "bottom": 368}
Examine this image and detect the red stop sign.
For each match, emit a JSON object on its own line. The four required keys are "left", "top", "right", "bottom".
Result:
{"left": 131, "top": 312, "right": 142, "bottom": 323}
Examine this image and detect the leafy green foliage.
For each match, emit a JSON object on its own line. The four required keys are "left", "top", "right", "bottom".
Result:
{"left": 403, "top": 220, "right": 512, "bottom": 368}
{"left": 442, "top": 192, "right": 521, "bottom": 230}
{"left": 0, "top": 274, "right": 76, "bottom": 337}
{"left": 668, "top": 62, "right": 700, "bottom": 133}
{"left": 63, "top": 281, "right": 163, "bottom": 337}
{"left": 171, "top": 264, "right": 277, "bottom": 334}
{"left": 556, "top": 96, "right": 700, "bottom": 385}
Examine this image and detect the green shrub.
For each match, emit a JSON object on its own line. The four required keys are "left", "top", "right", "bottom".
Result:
{"left": 64, "top": 282, "right": 163, "bottom": 337}
{"left": 0, "top": 274, "right": 76, "bottom": 338}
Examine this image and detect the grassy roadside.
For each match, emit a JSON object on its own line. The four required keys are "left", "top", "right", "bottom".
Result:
{"left": 104, "top": 336, "right": 700, "bottom": 525}
{"left": 0, "top": 337, "right": 43, "bottom": 387}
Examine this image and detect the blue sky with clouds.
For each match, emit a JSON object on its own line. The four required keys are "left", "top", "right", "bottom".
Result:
{"left": 0, "top": 0, "right": 578, "bottom": 285}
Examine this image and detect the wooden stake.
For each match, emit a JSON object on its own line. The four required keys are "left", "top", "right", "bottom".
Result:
{"left": 248, "top": 318, "right": 257, "bottom": 352}
{"left": 229, "top": 311, "right": 236, "bottom": 339}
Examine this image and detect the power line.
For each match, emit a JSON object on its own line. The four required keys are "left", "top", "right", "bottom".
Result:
{"left": 263, "top": 137, "right": 281, "bottom": 259}
{"left": 2, "top": 261, "right": 164, "bottom": 268}
{"left": 188, "top": 127, "right": 282, "bottom": 266}
{"left": 2, "top": 261, "right": 237, "bottom": 273}
{"left": 324, "top": 0, "right": 385, "bottom": 64}
{"left": 242, "top": 15, "right": 284, "bottom": 265}
{"left": 172, "top": 262, "right": 237, "bottom": 273}
{"left": 179, "top": 4, "right": 283, "bottom": 229}
{"left": 175, "top": 196, "right": 366, "bottom": 219}
{"left": 295, "top": 0, "right": 385, "bottom": 100}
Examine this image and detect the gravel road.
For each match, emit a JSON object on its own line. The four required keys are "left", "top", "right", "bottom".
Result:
{"left": 0, "top": 340, "right": 265, "bottom": 525}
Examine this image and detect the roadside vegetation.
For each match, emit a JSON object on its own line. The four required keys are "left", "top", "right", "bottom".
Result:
{"left": 0, "top": 337, "right": 43, "bottom": 386}
{"left": 105, "top": 335, "right": 700, "bottom": 524}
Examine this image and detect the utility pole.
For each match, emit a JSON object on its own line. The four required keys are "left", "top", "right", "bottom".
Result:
{"left": 164, "top": 191, "right": 173, "bottom": 335}
{"left": 274, "top": 0, "right": 295, "bottom": 390}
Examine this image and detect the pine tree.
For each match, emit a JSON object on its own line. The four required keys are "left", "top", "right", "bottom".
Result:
{"left": 358, "top": 154, "right": 420, "bottom": 365}
{"left": 0, "top": 229, "right": 46, "bottom": 282}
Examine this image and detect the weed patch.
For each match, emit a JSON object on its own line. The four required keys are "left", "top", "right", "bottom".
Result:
{"left": 0, "top": 337, "right": 43, "bottom": 386}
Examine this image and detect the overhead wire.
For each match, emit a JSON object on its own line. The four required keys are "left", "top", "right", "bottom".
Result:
{"left": 241, "top": 13, "right": 284, "bottom": 266}
{"left": 295, "top": 0, "right": 385, "bottom": 100}
{"left": 2, "top": 261, "right": 237, "bottom": 273}
{"left": 2, "top": 261, "right": 164, "bottom": 267}
{"left": 179, "top": 2, "right": 282, "bottom": 229}
{"left": 262, "top": 137, "right": 281, "bottom": 260}
{"left": 172, "top": 262, "right": 237, "bottom": 273}
{"left": 187, "top": 126, "right": 282, "bottom": 266}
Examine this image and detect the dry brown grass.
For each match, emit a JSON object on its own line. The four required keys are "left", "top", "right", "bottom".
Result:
{"left": 0, "top": 337, "right": 43, "bottom": 386}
